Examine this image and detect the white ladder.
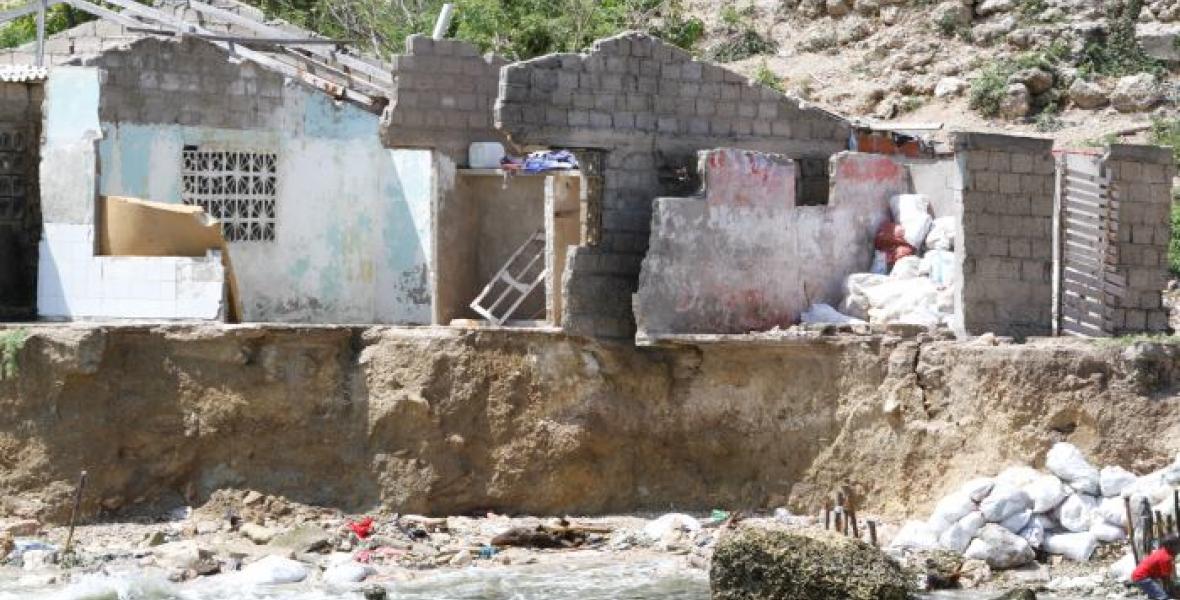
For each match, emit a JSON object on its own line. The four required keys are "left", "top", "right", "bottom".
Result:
{"left": 470, "top": 230, "right": 547, "bottom": 325}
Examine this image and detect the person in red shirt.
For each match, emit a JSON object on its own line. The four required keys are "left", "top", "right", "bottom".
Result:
{"left": 1133, "top": 536, "right": 1180, "bottom": 599}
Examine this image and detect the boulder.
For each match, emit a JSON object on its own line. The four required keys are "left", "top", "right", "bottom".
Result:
{"left": 239, "top": 555, "right": 308, "bottom": 585}
{"left": 991, "top": 589, "right": 1037, "bottom": 600}
{"left": 854, "top": 0, "right": 879, "bottom": 16}
{"left": 827, "top": 0, "right": 852, "bottom": 17}
{"left": 933, "top": 1, "right": 973, "bottom": 30}
{"left": 1009, "top": 68, "right": 1054, "bottom": 95}
{"left": 240, "top": 523, "right": 277, "bottom": 545}
{"left": 999, "top": 83, "right": 1031, "bottom": 119}
{"left": 1136, "top": 23, "right": 1180, "bottom": 62}
{"left": 0, "top": 519, "right": 39, "bottom": 537}
{"left": 152, "top": 540, "right": 210, "bottom": 571}
{"left": 711, "top": 528, "right": 914, "bottom": 600}
{"left": 325, "top": 561, "right": 374, "bottom": 584}
{"left": 269, "top": 524, "right": 330, "bottom": 553}
{"left": 1111, "top": 73, "right": 1163, "bottom": 113}
{"left": 976, "top": 0, "right": 1015, "bottom": 15}
{"left": 935, "top": 77, "right": 968, "bottom": 98}
{"left": 1068, "top": 79, "right": 1109, "bottom": 109}
{"left": 973, "top": 16, "right": 1018, "bottom": 42}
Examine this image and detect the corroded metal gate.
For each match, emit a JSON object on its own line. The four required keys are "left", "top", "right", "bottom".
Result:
{"left": 0, "top": 123, "right": 37, "bottom": 318}
{"left": 1053, "top": 152, "right": 1126, "bottom": 337}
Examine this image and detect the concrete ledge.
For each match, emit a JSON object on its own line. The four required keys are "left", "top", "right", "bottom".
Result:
{"left": 951, "top": 131, "right": 1055, "bottom": 153}
{"left": 1106, "top": 143, "right": 1175, "bottom": 164}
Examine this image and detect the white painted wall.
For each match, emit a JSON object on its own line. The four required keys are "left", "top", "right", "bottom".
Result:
{"left": 36, "top": 67, "right": 226, "bottom": 321}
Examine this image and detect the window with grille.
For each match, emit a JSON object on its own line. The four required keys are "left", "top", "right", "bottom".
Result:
{"left": 182, "top": 146, "right": 277, "bottom": 242}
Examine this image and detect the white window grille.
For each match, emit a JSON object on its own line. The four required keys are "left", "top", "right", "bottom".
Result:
{"left": 182, "top": 146, "right": 277, "bottom": 242}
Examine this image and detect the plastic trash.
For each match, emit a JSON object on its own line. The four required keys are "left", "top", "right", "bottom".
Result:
{"left": 999, "top": 509, "right": 1032, "bottom": 533}
{"left": 1094, "top": 496, "right": 1128, "bottom": 527}
{"left": 1056, "top": 493, "right": 1099, "bottom": 533}
{"left": 889, "top": 194, "right": 934, "bottom": 250}
{"left": 1099, "top": 466, "right": 1137, "bottom": 498}
{"left": 1023, "top": 474, "right": 1069, "bottom": 514}
{"left": 925, "top": 216, "right": 956, "bottom": 251}
{"left": 9, "top": 540, "right": 57, "bottom": 562}
{"left": 890, "top": 520, "right": 940, "bottom": 551}
{"left": 239, "top": 555, "right": 308, "bottom": 585}
{"left": 919, "top": 250, "right": 957, "bottom": 286}
{"left": 1089, "top": 519, "right": 1127, "bottom": 543}
{"left": 642, "top": 514, "right": 701, "bottom": 541}
{"left": 963, "top": 524, "right": 1035, "bottom": 569}
{"left": 979, "top": 484, "right": 1032, "bottom": 523}
{"left": 841, "top": 273, "right": 890, "bottom": 319}
{"left": 1017, "top": 520, "right": 1045, "bottom": 549}
{"left": 959, "top": 478, "right": 996, "bottom": 503}
{"left": 1043, "top": 531, "right": 1098, "bottom": 562}
{"left": 468, "top": 142, "right": 506, "bottom": 169}
{"left": 801, "top": 303, "right": 866, "bottom": 325}
{"left": 1109, "top": 553, "right": 1136, "bottom": 582}
{"left": 929, "top": 492, "right": 978, "bottom": 534}
{"left": 1122, "top": 471, "right": 1172, "bottom": 504}
{"left": 939, "top": 511, "right": 985, "bottom": 553}
{"left": 1045, "top": 443, "right": 1100, "bottom": 495}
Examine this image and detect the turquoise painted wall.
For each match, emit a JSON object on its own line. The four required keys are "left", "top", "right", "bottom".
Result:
{"left": 96, "top": 86, "right": 434, "bottom": 324}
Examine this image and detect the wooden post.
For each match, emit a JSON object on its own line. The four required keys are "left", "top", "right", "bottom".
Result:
{"left": 63, "top": 470, "right": 87, "bottom": 554}
{"left": 824, "top": 502, "right": 831, "bottom": 530}
{"left": 834, "top": 507, "right": 844, "bottom": 534}
{"left": 867, "top": 520, "right": 878, "bottom": 547}
{"left": 848, "top": 505, "right": 860, "bottom": 539}
{"left": 35, "top": 0, "right": 47, "bottom": 67}
{"left": 1144, "top": 502, "right": 1156, "bottom": 557}
{"left": 1157, "top": 511, "right": 1167, "bottom": 543}
{"left": 1125, "top": 496, "right": 1141, "bottom": 564}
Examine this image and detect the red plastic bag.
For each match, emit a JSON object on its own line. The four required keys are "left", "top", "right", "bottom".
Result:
{"left": 348, "top": 516, "right": 375, "bottom": 539}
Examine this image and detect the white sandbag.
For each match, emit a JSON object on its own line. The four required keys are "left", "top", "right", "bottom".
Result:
{"left": 1017, "top": 520, "right": 1045, "bottom": 549}
{"left": 959, "top": 478, "right": 996, "bottom": 503}
{"left": 1095, "top": 496, "right": 1129, "bottom": 527}
{"left": 1089, "top": 519, "right": 1126, "bottom": 543}
{"left": 1122, "top": 471, "right": 1172, "bottom": 504}
{"left": 864, "top": 277, "right": 942, "bottom": 324}
{"left": 963, "top": 524, "right": 1035, "bottom": 569}
{"left": 1000, "top": 509, "right": 1032, "bottom": 533}
{"left": 929, "top": 492, "right": 978, "bottom": 534}
{"left": 841, "top": 273, "right": 890, "bottom": 320}
{"left": 979, "top": 484, "right": 1032, "bottom": 523}
{"left": 920, "top": 249, "right": 957, "bottom": 287}
{"left": 643, "top": 514, "right": 701, "bottom": 541}
{"left": 1100, "top": 466, "right": 1137, "bottom": 498}
{"left": 890, "top": 520, "right": 940, "bottom": 551}
{"left": 239, "top": 555, "right": 308, "bottom": 585}
{"left": 939, "top": 511, "right": 985, "bottom": 553}
{"left": 1162, "top": 456, "right": 1180, "bottom": 485}
{"left": 1056, "top": 493, "right": 1099, "bottom": 533}
{"left": 801, "top": 303, "right": 866, "bottom": 325}
{"left": 1109, "top": 553, "right": 1137, "bottom": 583}
{"left": 1045, "top": 443, "right": 1100, "bottom": 495}
{"left": 1024, "top": 474, "right": 1068, "bottom": 514}
{"left": 890, "top": 256, "right": 922, "bottom": 279}
{"left": 1043, "top": 531, "right": 1098, "bottom": 562}
{"left": 889, "top": 194, "right": 934, "bottom": 250}
{"left": 925, "top": 216, "right": 956, "bottom": 251}
{"left": 996, "top": 466, "right": 1042, "bottom": 489}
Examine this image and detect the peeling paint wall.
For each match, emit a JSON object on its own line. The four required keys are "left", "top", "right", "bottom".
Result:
{"left": 91, "top": 39, "right": 434, "bottom": 324}
{"left": 636, "top": 149, "right": 878, "bottom": 336}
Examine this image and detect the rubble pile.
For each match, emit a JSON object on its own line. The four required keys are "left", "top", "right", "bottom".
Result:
{"left": 890, "top": 442, "right": 1180, "bottom": 570}
{"left": 803, "top": 193, "right": 956, "bottom": 328}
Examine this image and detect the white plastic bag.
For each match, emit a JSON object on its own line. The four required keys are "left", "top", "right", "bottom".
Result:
{"left": 841, "top": 273, "right": 890, "bottom": 320}
{"left": 1100, "top": 466, "right": 1137, "bottom": 498}
{"left": 929, "top": 492, "right": 978, "bottom": 534}
{"left": 1056, "top": 493, "right": 1099, "bottom": 533}
{"left": 979, "top": 484, "right": 1032, "bottom": 523}
{"left": 801, "top": 303, "right": 866, "bottom": 325}
{"left": 996, "top": 466, "right": 1042, "bottom": 489}
{"left": 1123, "top": 471, "right": 1172, "bottom": 504}
{"left": 1045, "top": 443, "right": 1100, "bottom": 495}
{"left": 1109, "top": 553, "right": 1136, "bottom": 582}
{"left": 890, "top": 256, "right": 922, "bottom": 279}
{"left": 890, "top": 520, "right": 940, "bottom": 551}
{"left": 1017, "top": 520, "right": 1045, "bottom": 549}
{"left": 1024, "top": 474, "right": 1068, "bottom": 514}
{"left": 889, "top": 194, "right": 933, "bottom": 250}
{"left": 1089, "top": 518, "right": 1126, "bottom": 543}
{"left": 1000, "top": 509, "right": 1032, "bottom": 533}
{"left": 1095, "top": 496, "right": 1129, "bottom": 527}
{"left": 925, "top": 216, "right": 956, "bottom": 251}
{"left": 939, "top": 511, "right": 985, "bottom": 553}
{"left": 963, "top": 524, "right": 1035, "bottom": 569}
{"left": 1043, "top": 531, "right": 1098, "bottom": 562}
{"left": 959, "top": 478, "right": 996, "bottom": 503}
{"left": 919, "top": 249, "right": 957, "bottom": 287}
{"left": 643, "top": 514, "right": 700, "bottom": 541}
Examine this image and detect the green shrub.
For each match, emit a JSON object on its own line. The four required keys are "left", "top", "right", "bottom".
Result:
{"left": 753, "top": 60, "right": 783, "bottom": 92}
{"left": 969, "top": 63, "right": 1012, "bottom": 117}
{"left": 1149, "top": 116, "right": 1180, "bottom": 165}
{"left": 0, "top": 4, "right": 96, "bottom": 49}
{"left": 0, "top": 329, "right": 28, "bottom": 380}
{"left": 709, "top": 28, "right": 776, "bottom": 62}
{"left": 1170, "top": 198, "right": 1180, "bottom": 276}
{"left": 1077, "top": 0, "right": 1161, "bottom": 76}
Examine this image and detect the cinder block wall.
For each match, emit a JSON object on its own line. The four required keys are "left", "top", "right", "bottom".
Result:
{"left": 953, "top": 132, "right": 1056, "bottom": 338}
{"left": 381, "top": 35, "right": 508, "bottom": 162}
{"left": 1106, "top": 144, "right": 1174, "bottom": 334}
{"left": 496, "top": 32, "right": 850, "bottom": 338}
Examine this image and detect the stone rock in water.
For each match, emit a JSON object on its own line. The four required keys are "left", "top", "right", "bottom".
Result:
{"left": 711, "top": 528, "right": 913, "bottom": 600}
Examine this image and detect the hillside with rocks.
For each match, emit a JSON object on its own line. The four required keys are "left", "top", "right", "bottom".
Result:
{"left": 685, "top": 0, "right": 1180, "bottom": 145}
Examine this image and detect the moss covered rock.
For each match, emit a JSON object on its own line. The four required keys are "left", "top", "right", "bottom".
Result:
{"left": 710, "top": 528, "right": 915, "bottom": 600}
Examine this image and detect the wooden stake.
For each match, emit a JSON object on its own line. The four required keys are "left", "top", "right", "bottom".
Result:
{"left": 1125, "top": 496, "right": 1141, "bottom": 564}
{"left": 848, "top": 505, "right": 860, "bottom": 539}
{"left": 1144, "top": 502, "right": 1156, "bottom": 557}
{"left": 867, "top": 520, "right": 878, "bottom": 547}
{"left": 824, "top": 502, "right": 831, "bottom": 530}
{"left": 1157, "top": 511, "right": 1167, "bottom": 544}
{"left": 64, "top": 470, "right": 87, "bottom": 555}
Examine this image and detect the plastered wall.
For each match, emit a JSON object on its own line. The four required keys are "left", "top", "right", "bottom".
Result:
{"left": 495, "top": 33, "right": 851, "bottom": 338}
{"left": 36, "top": 67, "right": 225, "bottom": 320}
{"left": 89, "top": 38, "right": 434, "bottom": 324}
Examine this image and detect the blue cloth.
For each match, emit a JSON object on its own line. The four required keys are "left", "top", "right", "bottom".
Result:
{"left": 521, "top": 150, "right": 578, "bottom": 173}
{"left": 1137, "top": 578, "right": 1170, "bottom": 600}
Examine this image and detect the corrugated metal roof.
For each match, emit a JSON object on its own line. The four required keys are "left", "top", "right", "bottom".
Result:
{"left": 0, "top": 65, "right": 48, "bottom": 82}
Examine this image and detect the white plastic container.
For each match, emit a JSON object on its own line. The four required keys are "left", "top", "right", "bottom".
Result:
{"left": 468, "top": 142, "right": 505, "bottom": 169}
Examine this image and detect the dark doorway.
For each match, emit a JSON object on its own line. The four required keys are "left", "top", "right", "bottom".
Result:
{"left": 0, "top": 83, "right": 42, "bottom": 320}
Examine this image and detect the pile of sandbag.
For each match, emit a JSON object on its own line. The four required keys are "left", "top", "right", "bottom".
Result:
{"left": 832, "top": 195, "right": 957, "bottom": 327}
{"left": 890, "top": 442, "right": 1180, "bottom": 569}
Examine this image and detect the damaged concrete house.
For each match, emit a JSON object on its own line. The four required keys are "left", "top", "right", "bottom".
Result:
{"left": 0, "top": 0, "right": 1174, "bottom": 341}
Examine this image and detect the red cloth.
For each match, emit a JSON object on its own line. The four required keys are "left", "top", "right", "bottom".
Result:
{"left": 348, "top": 517, "right": 375, "bottom": 539}
{"left": 873, "top": 220, "right": 916, "bottom": 267}
{"left": 1133, "top": 547, "right": 1176, "bottom": 582}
